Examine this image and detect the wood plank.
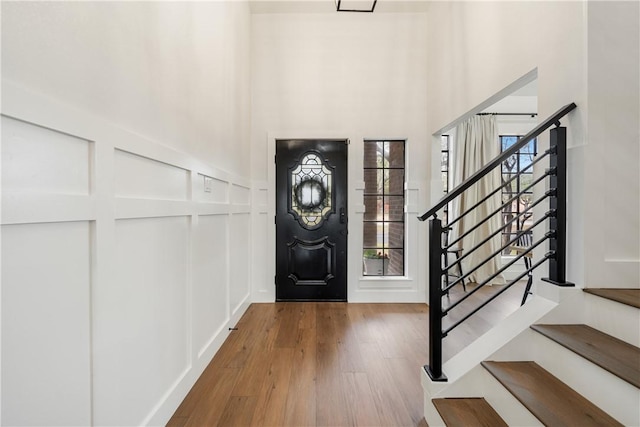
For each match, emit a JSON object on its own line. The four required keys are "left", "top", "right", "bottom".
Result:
{"left": 229, "top": 338, "right": 274, "bottom": 397}
{"left": 283, "top": 319, "right": 317, "bottom": 427}
{"left": 332, "top": 305, "right": 367, "bottom": 373}
{"left": 341, "top": 372, "right": 382, "bottom": 427}
{"left": 584, "top": 288, "right": 640, "bottom": 309}
{"left": 482, "top": 361, "right": 623, "bottom": 426}
{"left": 531, "top": 324, "right": 640, "bottom": 388}
{"left": 216, "top": 396, "right": 258, "bottom": 427}
{"left": 316, "top": 341, "right": 350, "bottom": 427}
{"left": 315, "top": 303, "right": 350, "bottom": 427}
{"left": 250, "top": 348, "right": 294, "bottom": 426}
{"left": 275, "top": 303, "right": 301, "bottom": 348}
{"left": 230, "top": 306, "right": 281, "bottom": 397}
{"left": 432, "top": 397, "right": 508, "bottom": 427}
{"left": 181, "top": 368, "right": 241, "bottom": 427}
{"left": 349, "top": 303, "right": 380, "bottom": 344}
{"left": 385, "top": 356, "right": 428, "bottom": 425}
{"left": 359, "top": 341, "right": 415, "bottom": 426}
{"left": 215, "top": 304, "right": 276, "bottom": 369}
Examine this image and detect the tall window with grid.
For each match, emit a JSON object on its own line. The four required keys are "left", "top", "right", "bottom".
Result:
{"left": 500, "top": 135, "right": 537, "bottom": 254}
{"left": 363, "top": 140, "right": 405, "bottom": 276}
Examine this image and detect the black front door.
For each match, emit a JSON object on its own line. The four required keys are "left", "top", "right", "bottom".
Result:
{"left": 275, "top": 139, "right": 348, "bottom": 301}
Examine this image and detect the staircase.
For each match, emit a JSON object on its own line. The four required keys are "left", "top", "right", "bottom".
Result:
{"left": 422, "top": 287, "right": 640, "bottom": 426}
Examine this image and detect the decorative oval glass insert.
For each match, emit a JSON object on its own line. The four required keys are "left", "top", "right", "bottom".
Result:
{"left": 295, "top": 179, "right": 326, "bottom": 209}
{"left": 290, "top": 152, "right": 333, "bottom": 229}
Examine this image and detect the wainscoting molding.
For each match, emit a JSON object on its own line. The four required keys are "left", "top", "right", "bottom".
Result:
{"left": 1, "top": 81, "right": 252, "bottom": 426}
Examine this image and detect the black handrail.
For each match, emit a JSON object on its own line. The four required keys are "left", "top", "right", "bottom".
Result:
{"left": 419, "top": 102, "right": 576, "bottom": 221}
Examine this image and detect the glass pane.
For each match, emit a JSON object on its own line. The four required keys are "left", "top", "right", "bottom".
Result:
{"left": 363, "top": 169, "right": 379, "bottom": 195}
{"left": 520, "top": 174, "right": 533, "bottom": 189}
{"left": 519, "top": 152, "right": 534, "bottom": 171}
{"left": 387, "top": 222, "right": 404, "bottom": 247}
{"left": 387, "top": 141, "right": 405, "bottom": 168}
{"left": 377, "top": 141, "right": 386, "bottom": 168}
{"left": 387, "top": 169, "right": 404, "bottom": 195}
{"left": 386, "top": 196, "right": 404, "bottom": 221}
{"left": 501, "top": 136, "right": 518, "bottom": 151}
{"left": 363, "top": 141, "right": 378, "bottom": 168}
{"left": 501, "top": 174, "right": 515, "bottom": 191}
{"left": 386, "top": 249, "right": 404, "bottom": 276}
{"left": 382, "top": 169, "right": 389, "bottom": 194}
{"left": 441, "top": 152, "right": 448, "bottom": 170}
{"left": 363, "top": 196, "right": 382, "bottom": 221}
{"left": 381, "top": 222, "right": 389, "bottom": 247}
{"left": 363, "top": 222, "right": 382, "bottom": 247}
{"left": 441, "top": 136, "right": 449, "bottom": 151}
{"left": 442, "top": 172, "right": 448, "bottom": 193}
{"left": 521, "top": 212, "right": 534, "bottom": 230}
{"left": 519, "top": 194, "right": 533, "bottom": 210}
{"left": 520, "top": 139, "right": 536, "bottom": 154}
{"left": 363, "top": 250, "right": 388, "bottom": 276}
{"left": 502, "top": 154, "right": 518, "bottom": 174}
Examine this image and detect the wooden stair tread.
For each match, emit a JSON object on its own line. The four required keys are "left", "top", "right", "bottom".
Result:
{"left": 584, "top": 288, "right": 640, "bottom": 309}
{"left": 482, "top": 361, "right": 623, "bottom": 426}
{"left": 432, "top": 398, "right": 508, "bottom": 427}
{"left": 531, "top": 324, "right": 640, "bottom": 388}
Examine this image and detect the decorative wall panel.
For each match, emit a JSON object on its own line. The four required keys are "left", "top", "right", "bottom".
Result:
{"left": 1, "top": 116, "right": 91, "bottom": 195}
{"left": 114, "top": 149, "right": 189, "bottom": 200}
{"left": 93, "top": 217, "right": 189, "bottom": 425}
{"left": 193, "top": 215, "right": 229, "bottom": 356}
{"left": 1, "top": 221, "right": 91, "bottom": 426}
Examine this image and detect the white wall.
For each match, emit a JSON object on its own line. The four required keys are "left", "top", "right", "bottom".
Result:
{"left": 1, "top": 2, "right": 252, "bottom": 425}
{"left": 250, "top": 12, "right": 430, "bottom": 302}
{"left": 584, "top": 1, "right": 640, "bottom": 287}
{"left": 1, "top": 1, "right": 251, "bottom": 177}
{"left": 425, "top": 1, "right": 640, "bottom": 288}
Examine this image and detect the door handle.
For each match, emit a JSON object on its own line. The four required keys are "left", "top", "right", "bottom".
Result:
{"left": 340, "top": 207, "right": 346, "bottom": 224}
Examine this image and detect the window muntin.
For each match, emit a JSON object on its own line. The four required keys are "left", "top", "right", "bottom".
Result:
{"left": 363, "top": 140, "right": 405, "bottom": 276}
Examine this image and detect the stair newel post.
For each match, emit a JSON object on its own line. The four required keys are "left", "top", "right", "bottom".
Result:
{"left": 425, "top": 216, "right": 447, "bottom": 381}
{"left": 543, "top": 126, "right": 574, "bottom": 287}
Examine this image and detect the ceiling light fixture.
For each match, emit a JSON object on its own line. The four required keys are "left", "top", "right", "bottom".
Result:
{"left": 335, "top": 0, "right": 377, "bottom": 12}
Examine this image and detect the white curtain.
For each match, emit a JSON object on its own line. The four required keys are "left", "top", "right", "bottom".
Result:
{"left": 451, "top": 115, "right": 505, "bottom": 285}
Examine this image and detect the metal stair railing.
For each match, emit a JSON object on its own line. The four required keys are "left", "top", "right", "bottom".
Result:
{"left": 420, "top": 103, "right": 577, "bottom": 382}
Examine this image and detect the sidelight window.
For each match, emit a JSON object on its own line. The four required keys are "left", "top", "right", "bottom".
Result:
{"left": 363, "top": 140, "right": 405, "bottom": 276}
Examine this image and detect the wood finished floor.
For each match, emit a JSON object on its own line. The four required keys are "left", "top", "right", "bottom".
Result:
{"left": 168, "top": 282, "right": 525, "bottom": 427}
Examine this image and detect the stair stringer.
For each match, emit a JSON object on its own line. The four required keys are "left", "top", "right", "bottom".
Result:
{"left": 422, "top": 295, "right": 557, "bottom": 427}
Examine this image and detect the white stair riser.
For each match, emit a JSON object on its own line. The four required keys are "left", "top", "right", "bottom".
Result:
{"left": 585, "top": 293, "right": 640, "bottom": 347}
